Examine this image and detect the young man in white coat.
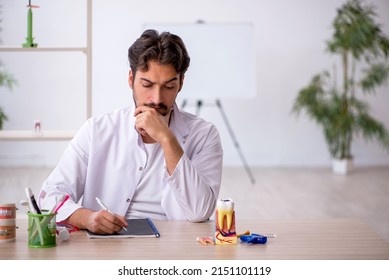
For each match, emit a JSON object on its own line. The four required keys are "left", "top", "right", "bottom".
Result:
{"left": 39, "top": 29, "right": 223, "bottom": 234}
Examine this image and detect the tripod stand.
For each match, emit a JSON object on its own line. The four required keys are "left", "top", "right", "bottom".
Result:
{"left": 181, "top": 99, "right": 256, "bottom": 184}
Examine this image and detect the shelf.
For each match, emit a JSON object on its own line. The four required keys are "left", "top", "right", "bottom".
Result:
{"left": 0, "top": 130, "right": 76, "bottom": 141}
{"left": 0, "top": 47, "right": 88, "bottom": 53}
{"left": 1, "top": 0, "right": 92, "bottom": 143}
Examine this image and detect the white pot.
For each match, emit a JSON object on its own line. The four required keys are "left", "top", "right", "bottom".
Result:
{"left": 332, "top": 158, "right": 353, "bottom": 175}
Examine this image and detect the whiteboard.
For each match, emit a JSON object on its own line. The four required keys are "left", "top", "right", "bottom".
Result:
{"left": 143, "top": 23, "right": 256, "bottom": 100}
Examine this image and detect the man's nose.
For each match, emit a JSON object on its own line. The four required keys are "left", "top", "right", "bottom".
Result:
{"left": 150, "top": 86, "right": 162, "bottom": 104}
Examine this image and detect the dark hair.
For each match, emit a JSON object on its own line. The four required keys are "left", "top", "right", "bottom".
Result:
{"left": 128, "top": 29, "right": 190, "bottom": 76}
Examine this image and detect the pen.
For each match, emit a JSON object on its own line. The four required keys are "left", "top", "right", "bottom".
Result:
{"left": 25, "top": 187, "right": 41, "bottom": 214}
{"left": 95, "top": 197, "right": 127, "bottom": 231}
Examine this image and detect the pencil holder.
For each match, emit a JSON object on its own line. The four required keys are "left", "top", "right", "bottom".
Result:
{"left": 27, "top": 211, "right": 56, "bottom": 248}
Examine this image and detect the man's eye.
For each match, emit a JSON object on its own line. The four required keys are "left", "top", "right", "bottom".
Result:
{"left": 142, "top": 83, "right": 152, "bottom": 88}
{"left": 164, "top": 85, "right": 175, "bottom": 90}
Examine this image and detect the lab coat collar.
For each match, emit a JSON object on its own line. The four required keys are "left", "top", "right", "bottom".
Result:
{"left": 170, "top": 103, "right": 189, "bottom": 145}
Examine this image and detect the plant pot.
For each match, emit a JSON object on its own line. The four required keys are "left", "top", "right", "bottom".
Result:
{"left": 332, "top": 158, "right": 353, "bottom": 175}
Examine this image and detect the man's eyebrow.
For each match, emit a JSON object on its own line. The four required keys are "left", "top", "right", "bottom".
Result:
{"left": 164, "top": 77, "right": 178, "bottom": 84}
{"left": 140, "top": 78, "right": 153, "bottom": 83}
{"left": 139, "top": 77, "right": 178, "bottom": 84}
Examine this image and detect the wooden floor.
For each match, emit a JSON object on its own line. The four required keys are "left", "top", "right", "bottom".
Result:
{"left": 1, "top": 166, "right": 388, "bottom": 243}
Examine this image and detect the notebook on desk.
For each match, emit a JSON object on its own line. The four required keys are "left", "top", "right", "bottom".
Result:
{"left": 86, "top": 218, "right": 160, "bottom": 238}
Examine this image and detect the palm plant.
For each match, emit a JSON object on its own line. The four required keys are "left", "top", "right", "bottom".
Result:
{"left": 292, "top": 0, "right": 389, "bottom": 164}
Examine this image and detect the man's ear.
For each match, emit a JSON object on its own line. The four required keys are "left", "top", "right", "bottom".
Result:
{"left": 128, "top": 70, "right": 134, "bottom": 89}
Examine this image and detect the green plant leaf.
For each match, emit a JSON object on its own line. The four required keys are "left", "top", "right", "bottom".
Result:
{"left": 0, "top": 71, "right": 16, "bottom": 89}
{"left": 0, "top": 106, "right": 8, "bottom": 130}
{"left": 360, "top": 63, "right": 389, "bottom": 93}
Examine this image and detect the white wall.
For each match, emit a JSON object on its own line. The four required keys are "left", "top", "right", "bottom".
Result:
{"left": 1, "top": 0, "right": 389, "bottom": 167}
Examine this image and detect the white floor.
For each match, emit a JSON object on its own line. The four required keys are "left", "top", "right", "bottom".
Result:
{"left": 1, "top": 166, "right": 388, "bottom": 243}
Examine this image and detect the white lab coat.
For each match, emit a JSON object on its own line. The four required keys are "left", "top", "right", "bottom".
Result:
{"left": 39, "top": 104, "right": 223, "bottom": 222}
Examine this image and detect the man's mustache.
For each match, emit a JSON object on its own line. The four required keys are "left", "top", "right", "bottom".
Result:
{"left": 144, "top": 103, "right": 168, "bottom": 111}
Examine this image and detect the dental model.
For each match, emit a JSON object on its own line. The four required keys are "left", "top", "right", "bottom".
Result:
{"left": 215, "top": 198, "right": 237, "bottom": 245}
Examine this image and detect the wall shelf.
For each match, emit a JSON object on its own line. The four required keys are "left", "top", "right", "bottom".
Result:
{"left": 0, "top": 130, "right": 76, "bottom": 141}
{"left": 0, "top": 47, "right": 88, "bottom": 53}
{"left": 0, "top": 0, "right": 92, "bottom": 141}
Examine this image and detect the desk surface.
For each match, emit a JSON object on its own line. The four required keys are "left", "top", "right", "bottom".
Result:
{"left": 1, "top": 218, "right": 389, "bottom": 260}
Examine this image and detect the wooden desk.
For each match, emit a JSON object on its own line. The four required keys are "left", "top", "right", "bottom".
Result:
{"left": 1, "top": 218, "right": 388, "bottom": 260}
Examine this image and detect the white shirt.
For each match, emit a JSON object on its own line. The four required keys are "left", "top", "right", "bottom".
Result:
{"left": 126, "top": 142, "right": 166, "bottom": 220}
{"left": 39, "top": 103, "right": 223, "bottom": 222}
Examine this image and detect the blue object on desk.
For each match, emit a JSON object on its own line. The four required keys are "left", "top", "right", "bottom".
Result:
{"left": 240, "top": 233, "right": 267, "bottom": 244}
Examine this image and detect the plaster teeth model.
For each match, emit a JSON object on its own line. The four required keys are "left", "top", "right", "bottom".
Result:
{"left": 217, "top": 198, "right": 234, "bottom": 230}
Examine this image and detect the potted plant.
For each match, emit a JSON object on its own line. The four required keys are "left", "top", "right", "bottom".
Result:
{"left": 292, "top": 0, "right": 389, "bottom": 174}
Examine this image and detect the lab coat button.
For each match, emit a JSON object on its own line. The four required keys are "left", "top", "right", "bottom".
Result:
{"left": 126, "top": 198, "right": 130, "bottom": 203}
{"left": 139, "top": 166, "right": 143, "bottom": 171}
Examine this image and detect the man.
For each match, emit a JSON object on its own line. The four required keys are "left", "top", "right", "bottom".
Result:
{"left": 38, "top": 29, "right": 223, "bottom": 234}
